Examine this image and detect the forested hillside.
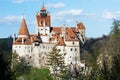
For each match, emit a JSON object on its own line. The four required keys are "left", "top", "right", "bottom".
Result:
{"left": 81, "top": 19, "right": 120, "bottom": 80}
{"left": 0, "top": 37, "right": 13, "bottom": 51}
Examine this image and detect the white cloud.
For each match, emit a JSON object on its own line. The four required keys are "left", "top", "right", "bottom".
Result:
{"left": 66, "top": 19, "right": 72, "bottom": 24}
{"left": 27, "top": 21, "right": 35, "bottom": 25}
{"left": 51, "top": 9, "right": 96, "bottom": 26}
{"left": 47, "top": 3, "right": 65, "bottom": 8}
{"left": 56, "top": 9, "right": 83, "bottom": 16}
{"left": 0, "top": 15, "right": 22, "bottom": 24}
{"left": 102, "top": 11, "right": 120, "bottom": 19}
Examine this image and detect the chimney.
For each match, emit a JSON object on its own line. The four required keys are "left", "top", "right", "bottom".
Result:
{"left": 62, "top": 24, "right": 66, "bottom": 41}
{"left": 31, "top": 37, "right": 33, "bottom": 42}
{"left": 13, "top": 33, "right": 16, "bottom": 43}
{"left": 76, "top": 21, "right": 78, "bottom": 29}
{"left": 22, "top": 38, "right": 24, "bottom": 44}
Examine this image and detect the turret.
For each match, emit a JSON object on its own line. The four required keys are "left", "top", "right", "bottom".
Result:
{"left": 76, "top": 22, "right": 86, "bottom": 43}
{"left": 18, "top": 17, "right": 29, "bottom": 38}
{"left": 35, "top": 4, "right": 51, "bottom": 42}
{"left": 18, "top": 17, "right": 30, "bottom": 44}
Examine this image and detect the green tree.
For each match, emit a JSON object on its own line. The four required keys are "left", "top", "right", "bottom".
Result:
{"left": 46, "top": 46, "right": 67, "bottom": 80}
{"left": 0, "top": 50, "right": 16, "bottom": 80}
{"left": 80, "top": 19, "right": 120, "bottom": 80}
{"left": 109, "top": 19, "right": 120, "bottom": 54}
{"left": 96, "top": 19, "right": 120, "bottom": 80}
{"left": 111, "top": 54, "right": 120, "bottom": 80}
{"left": 11, "top": 52, "right": 32, "bottom": 79}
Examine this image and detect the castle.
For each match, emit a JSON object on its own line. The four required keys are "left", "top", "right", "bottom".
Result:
{"left": 12, "top": 5, "right": 86, "bottom": 68}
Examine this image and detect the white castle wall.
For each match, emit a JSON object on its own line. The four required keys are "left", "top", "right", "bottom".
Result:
{"left": 13, "top": 45, "right": 32, "bottom": 57}
{"left": 64, "top": 41, "right": 80, "bottom": 65}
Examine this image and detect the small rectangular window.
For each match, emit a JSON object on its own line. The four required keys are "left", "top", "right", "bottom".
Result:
{"left": 75, "top": 48, "right": 77, "bottom": 51}
{"left": 71, "top": 48, "right": 72, "bottom": 51}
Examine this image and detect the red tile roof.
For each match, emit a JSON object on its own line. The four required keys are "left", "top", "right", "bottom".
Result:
{"left": 51, "top": 27, "right": 62, "bottom": 33}
{"left": 50, "top": 27, "right": 79, "bottom": 42}
{"left": 32, "top": 35, "right": 40, "bottom": 42}
{"left": 18, "top": 18, "right": 29, "bottom": 36}
{"left": 13, "top": 34, "right": 41, "bottom": 45}
{"left": 13, "top": 38, "right": 32, "bottom": 45}
{"left": 77, "top": 22, "right": 85, "bottom": 29}
{"left": 57, "top": 37, "right": 66, "bottom": 46}
{"left": 66, "top": 28, "right": 79, "bottom": 41}
{"left": 41, "top": 5, "right": 46, "bottom": 11}
{"left": 49, "top": 34, "right": 58, "bottom": 41}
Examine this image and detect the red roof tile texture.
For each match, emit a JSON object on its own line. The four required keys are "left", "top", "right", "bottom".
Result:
{"left": 13, "top": 34, "right": 41, "bottom": 45}
{"left": 50, "top": 27, "right": 79, "bottom": 42}
{"left": 66, "top": 28, "right": 79, "bottom": 41}
{"left": 41, "top": 5, "right": 46, "bottom": 11}
{"left": 52, "top": 27, "right": 62, "bottom": 33}
{"left": 57, "top": 37, "right": 66, "bottom": 46}
{"left": 13, "top": 38, "right": 32, "bottom": 45}
{"left": 18, "top": 18, "right": 29, "bottom": 36}
{"left": 77, "top": 22, "right": 85, "bottom": 29}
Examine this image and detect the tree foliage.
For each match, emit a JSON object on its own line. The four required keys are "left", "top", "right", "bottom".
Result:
{"left": 81, "top": 19, "right": 120, "bottom": 80}
{"left": 46, "top": 46, "right": 67, "bottom": 80}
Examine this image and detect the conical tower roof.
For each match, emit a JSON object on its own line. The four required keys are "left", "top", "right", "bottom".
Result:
{"left": 18, "top": 18, "right": 29, "bottom": 36}
{"left": 77, "top": 22, "right": 86, "bottom": 29}
{"left": 41, "top": 5, "right": 46, "bottom": 11}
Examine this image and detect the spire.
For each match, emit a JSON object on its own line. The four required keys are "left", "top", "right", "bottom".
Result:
{"left": 18, "top": 17, "right": 29, "bottom": 37}
{"left": 41, "top": 3, "right": 46, "bottom": 11}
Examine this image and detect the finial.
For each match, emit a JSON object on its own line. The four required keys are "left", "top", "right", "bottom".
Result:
{"left": 43, "top": 0, "right": 44, "bottom": 6}
{"left": 41, "top": 0, "right": 46, "bottom": 11}
{"left": 76, "top": 21, "right": 78, "bottom": 24}
{"left": 42, "top": 0, "right": 45, "bottom": 7}
{"left": 22, "top": 14, "right": 24, "bottom": 19}
{"left": 63, "top": 24, "right": 66, "bottom": 27}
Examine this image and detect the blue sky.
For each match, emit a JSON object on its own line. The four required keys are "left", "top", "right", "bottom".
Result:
{"left": 0, "top": 0, "right": 120, "bottom": 38}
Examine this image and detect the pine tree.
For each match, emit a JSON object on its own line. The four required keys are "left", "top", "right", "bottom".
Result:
{"left": 46, "top": 46, "right": 67, "bottom": 80}
{"left": 109, "top": 19, "right": 120, "bottom": 54}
